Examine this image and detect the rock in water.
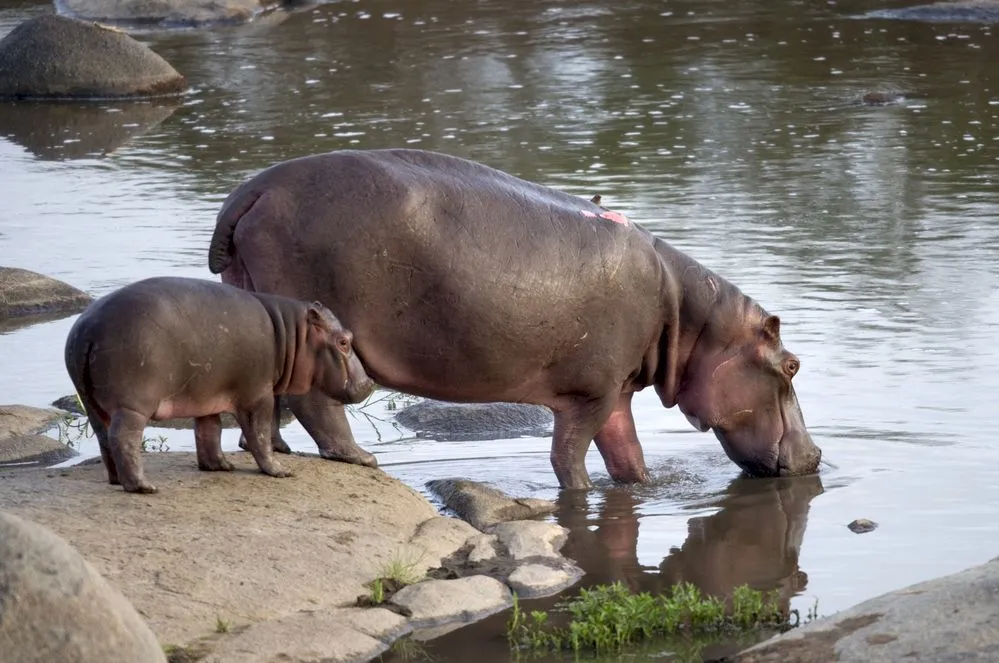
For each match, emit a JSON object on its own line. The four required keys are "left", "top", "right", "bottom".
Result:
{"left": 0, "top": 511, "right": 166, "bottom": 663}
{"left": 0, "top": 15, "right": 186, "bottom": 99}
{"left": 847, "top": 518, "right": 878, "bottom": 534}
{"left": 56, "top": 0, "right": 269, "bottom": 28}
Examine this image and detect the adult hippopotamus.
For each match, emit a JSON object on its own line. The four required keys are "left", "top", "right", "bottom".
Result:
{"left": 64, "top": 276, "right": 374, "bottom": 493}
{"left": 208, "top": 149, "right": 822, "bottom": 489}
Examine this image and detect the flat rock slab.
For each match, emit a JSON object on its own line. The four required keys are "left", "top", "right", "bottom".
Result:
{"left": 507, "top": 563, "right": 583, "bottom": 599}
{"left": 427, "top": 478, "right": 557, "bottom": 529}
{"left": 0, "top": 404, "right": 78, "bottom": 467}
{"left": 57, "top": 0, "right": 271, "bottom": 28}
{"left": 490, "top": 520, "right": 569, "bottom": 560}
{"left": 0, "top": 15, "right": 185, "bottom": 99}
{"left": 730, "top": 557, "right": 999, "bottom": 662}
{"left": 0, "top": 452, "right": 440, "bottom": 657}
{"left": 389, "top": 575, "right": 513, "bottom": 627}
{"left": 0, "top": 267, "right": 92, "bottom": 319}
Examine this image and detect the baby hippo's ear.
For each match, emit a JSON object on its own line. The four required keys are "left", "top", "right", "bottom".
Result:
{"left": 307, "top": 303, "right": 332, "bottom": 331}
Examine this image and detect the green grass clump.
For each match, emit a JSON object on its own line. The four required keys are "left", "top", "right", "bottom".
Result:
{"left": 507, "top": 581, "right": 788, "bottom": 654}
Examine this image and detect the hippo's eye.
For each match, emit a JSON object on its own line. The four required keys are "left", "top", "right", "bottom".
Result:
{"left": 783, "top": 359, "right": 799, "bottom": 378}
{"left": 337, "top": 337, "right": 350, "bottom": 352}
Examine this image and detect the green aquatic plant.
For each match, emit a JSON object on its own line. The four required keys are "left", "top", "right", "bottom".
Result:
{"left": 507, "top": 581, "right": 789, "bottom": 654}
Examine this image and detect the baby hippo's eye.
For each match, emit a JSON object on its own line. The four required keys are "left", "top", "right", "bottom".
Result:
{"left": 337, "top": 336, "right": 351, "bottom": 352}
{"left": 783, "top": 358, "right": 799, "bottom": 377}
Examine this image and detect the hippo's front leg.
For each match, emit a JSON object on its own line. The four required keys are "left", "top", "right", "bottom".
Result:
{"left": 236, "top": 395, "right": 291, "bottom": 454}
{"left": 593, "top": 392, "right": 650, "bottom": 484}
{"left": 237, "top": 398, "right": 293, "bottom": 478}
{"left": 550, "top": 394, "right": 618, "bottom": 490}
{"left": 194, "top": 414, "right": 234, "bottom": 472}
{"left": 285, "top": 389, "right": 378, "bottom": 468}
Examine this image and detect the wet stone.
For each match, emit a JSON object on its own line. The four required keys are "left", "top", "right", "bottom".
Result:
{"left": 507, "top": 563, "right": 584, "bottom": 599}
{"left": 388, "top": 576, "right": 513, "bottom": 628}
{"left": 848, "top": 519, "right": 878, "bottom": 534}
{"left": 426, "top": 478, "right": 557, "bottom": 530}
{"left": 490, "top": 520, "right": 569, "bottom": 560}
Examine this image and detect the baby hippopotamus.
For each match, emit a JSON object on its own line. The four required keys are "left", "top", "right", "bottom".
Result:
{"left": 64, "top": 276, "right": 375, "bottom": 494}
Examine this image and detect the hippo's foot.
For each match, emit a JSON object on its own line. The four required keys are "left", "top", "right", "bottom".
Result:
{"left": 122, "top": 481, "right": 158, "bottom": 494}
{"left": 259, "top": 464, "right": 294, "bottom": 479}
{"left": 198, "top": 457, "right": 235, "bottom": 472}
{"left": 319, "top": 447, "right": 378, "bottom": 468}
{"left": 238, "top": 434, "right": 291, "bottom": 454}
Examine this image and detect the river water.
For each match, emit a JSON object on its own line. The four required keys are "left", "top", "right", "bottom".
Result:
{"left": 2, "top": 0, "right": 999, "bottom": 659}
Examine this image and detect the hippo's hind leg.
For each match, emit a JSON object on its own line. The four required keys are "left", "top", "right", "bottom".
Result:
{"left": 549, "top": 394, "right": 618, "bottom": 490}
{"left": 285, "top": 388, "right": 377, "bottom": 468}
{"left": 593, "top": 392, "right": 650, "bottom": 484}
{"left": 195, "top": 414, "right": 234, "bottom": 472}
{"left": 107, "top": 408, "right": 157, "bottom": 494}
{"left": 85, "top": 411, "right": 119, "bottom": 486}
{"left": 237, "top": 397, "right": 293, "bottom": 478}
{"left": 237, "top": 395, "right": 292, "bottom": 454}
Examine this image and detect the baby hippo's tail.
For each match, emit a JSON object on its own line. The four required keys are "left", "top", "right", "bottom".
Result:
{"left": 63, "top": 323, "right": 108, "bottom": 428}
{"left": 208, "top": 188, "right": 265, "bottom": 276}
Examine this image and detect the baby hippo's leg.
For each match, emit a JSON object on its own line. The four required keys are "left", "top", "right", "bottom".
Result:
{"left": 88, "top": 413, "right": 119, "bottom": 485}
{"left": 108, "top": 408, "right": 157, "bottom": 494}
{"left": 195, "top": 414, "right": 234, "bottom": 472}
{"left": 237, "top": 397, "right": 294, "bottom": 479}
{"left": 237, "top": 396, "right": 292, "bottom": 454}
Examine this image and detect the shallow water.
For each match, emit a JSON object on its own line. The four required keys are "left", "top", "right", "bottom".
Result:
{"left": 3, "top": 0, "right": 999, "bottom": 659}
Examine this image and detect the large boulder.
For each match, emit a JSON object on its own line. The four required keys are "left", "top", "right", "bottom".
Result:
{"left": 0, "top": 15, "right": 186, "bottom": 100}
{"left": 396, "top": 399, "right": 554, "bottom": 441}
{"left": 731, "top": 557, "right": 999, "bottom": 662}
{"left": 0, "top": 405, "right": 78, "bottom": 467}
{"left": 0, "top": 267, "right": 92, "bottom": 320}
{"left": 0, "top": 511, "right": 166, "bottom": 663}
{"left": 864, "top": 0, "right": 999, "bottom": 23}
{"left": 426, "top": 478, "right": 557, "bottom": 530}
{"left": 56, "top": 0, "right": 280, "bottom": 28}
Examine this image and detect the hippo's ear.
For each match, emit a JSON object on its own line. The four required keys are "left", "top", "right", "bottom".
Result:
{"left": 307, "top": 303, "right": 331, "bottom": 331}
{"left": 762, "top": 315, "right": 781, "bottom": 341}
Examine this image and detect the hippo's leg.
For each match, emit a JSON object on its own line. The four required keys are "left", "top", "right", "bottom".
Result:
{"left": 107, "top": 408, "right": 157, "bottom": 494}
{"left": 237, "top": 396, "right": 291, "bottom": 454}
{"left": 237, "top": 398, "right": 293, "bottom": 478}
{"left": 195, "top": 414, "right": 234, "bottom": 472}
{"left": 88, "top": 412, "right": 119, "bottom": 485}
{"left": 593, "top": 392, "right": 650, "bottom": 484}
{"left": 285, "top": 389, "right": 378, "bottom": 468}
{"left": 550, "top": 395, "right": 618, "bottom": 489}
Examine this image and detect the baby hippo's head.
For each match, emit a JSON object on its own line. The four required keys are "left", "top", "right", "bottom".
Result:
{"left": 305, "top": 303, "right": 375, "bottom": 403}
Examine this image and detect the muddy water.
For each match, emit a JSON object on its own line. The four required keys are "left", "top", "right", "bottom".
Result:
{"left": 3, "top": 0, "right": 999, "bottom": 658}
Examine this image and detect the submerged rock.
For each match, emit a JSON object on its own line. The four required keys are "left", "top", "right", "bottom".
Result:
{"left": 0, "top": 405, "right": 77, "bottom": 467}
{"left": 732, "top": 557, "right": 999, "bottom": 661}
{"left": 389, "top": 576, "right": 512, "bottom": 627}
{"left": 0, "top": 511, "right": 166, "bottom": 663}
{"left": 491, "top": 520, "right": 569, "bottom": 560}
{"left": 396, "top": 399, "right": 553, "bottom": 441}
{"left": 426, "top": 478, "right": 557, "bottom": 529}
{"left": 863, "top": 1, "right": 999, "bottom": 23}
{"left": 0, "top": 267, "right": 92, "bottom": 319}
{"left": 56, "top": 0, "right": 275, "bottom": 28}
{"left": 0, "top": 15, "right": 186, "bottom": 99}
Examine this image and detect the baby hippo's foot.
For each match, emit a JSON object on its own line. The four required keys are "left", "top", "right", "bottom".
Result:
{"left": 198, "top": 456, "right": 235, "bottom": 472}
{"left": 257, "top": 459, "right": 294, "bottom": 479}
{"left": 122, "top": 480, "right": 158, "bottom": 494}
{"left": 239, "top": 434, "right": 292, "bottom": 454}
{"left": 319, "top": 447, "right": 378, "bottom": 468}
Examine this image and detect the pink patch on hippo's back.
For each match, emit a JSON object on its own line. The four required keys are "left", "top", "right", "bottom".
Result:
{"left": 580, "top": 210, "right": 598, "bottom": 218}
{"left": 599, "top": 210, "right": 630, "bottom": 225}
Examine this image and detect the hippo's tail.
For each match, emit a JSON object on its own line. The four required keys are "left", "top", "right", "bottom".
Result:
{"left": 208, "top": 189, "right": 264, "bottom": 275}
{"left": 64, "top": 328, "right": 108, "bottom": 428}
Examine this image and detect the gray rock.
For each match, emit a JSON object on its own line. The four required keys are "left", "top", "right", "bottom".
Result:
{"left": 848, "top": 518, "right": 878, "bottom": 534}
{"left": 863, "top": 0, "right": 999, "bottom": 23}
{"left": 409, "top": 516, "right": 481, "bottom": 567}
{"left": 0, "top": 405, "right": 77, "bottom": 467}
{"left": 466, "top": 533, "right": 499, "bottom": 564}
{"left": 733, "top": 557, "right": 999, "bottom": 662}
{"left": 206, "top": 606, "right": 409, "bottom": 663}
{"left": 0, "top": 511, "right": 166, "bottom": 663}
{"left": 0, "top": 15, "right": 186, "bottom": 100}
{"left": 490, "top": 520, "right": 568, "bottom": 560}
{"left": 507, "top": 563, "right": 583, "bottom": 599}
{"left": 0, "top": 99, "right": 180, "bottom": 161}
{"left": 396, "top": 399, "right": 553, "bottom": 441}
{"left": 57, "top": 0, "right": 272, "bottom": 28}
{"left": 389, "top": 576, "right": 512, "bottom": 627}
{"left": 426, "top": 478, "right": 557, "bottom": 530}
{"left": 0, "top": 267, "right": 92, "bottom": 319}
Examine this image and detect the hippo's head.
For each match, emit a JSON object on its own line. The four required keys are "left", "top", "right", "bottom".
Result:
{"left": 305, "top": 303, "right": 376, "bottom": 403}
{"left": 675, "top": 312, "right": 821, "bottom": 478}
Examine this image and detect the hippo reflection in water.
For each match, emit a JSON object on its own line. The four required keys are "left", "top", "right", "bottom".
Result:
{"left": 208, "top": 148, "right": 822, "bottom": 488}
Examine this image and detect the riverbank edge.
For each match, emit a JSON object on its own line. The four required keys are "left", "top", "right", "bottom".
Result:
{"left": 0, "top": 425, "right": 582, "bottom": 662}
